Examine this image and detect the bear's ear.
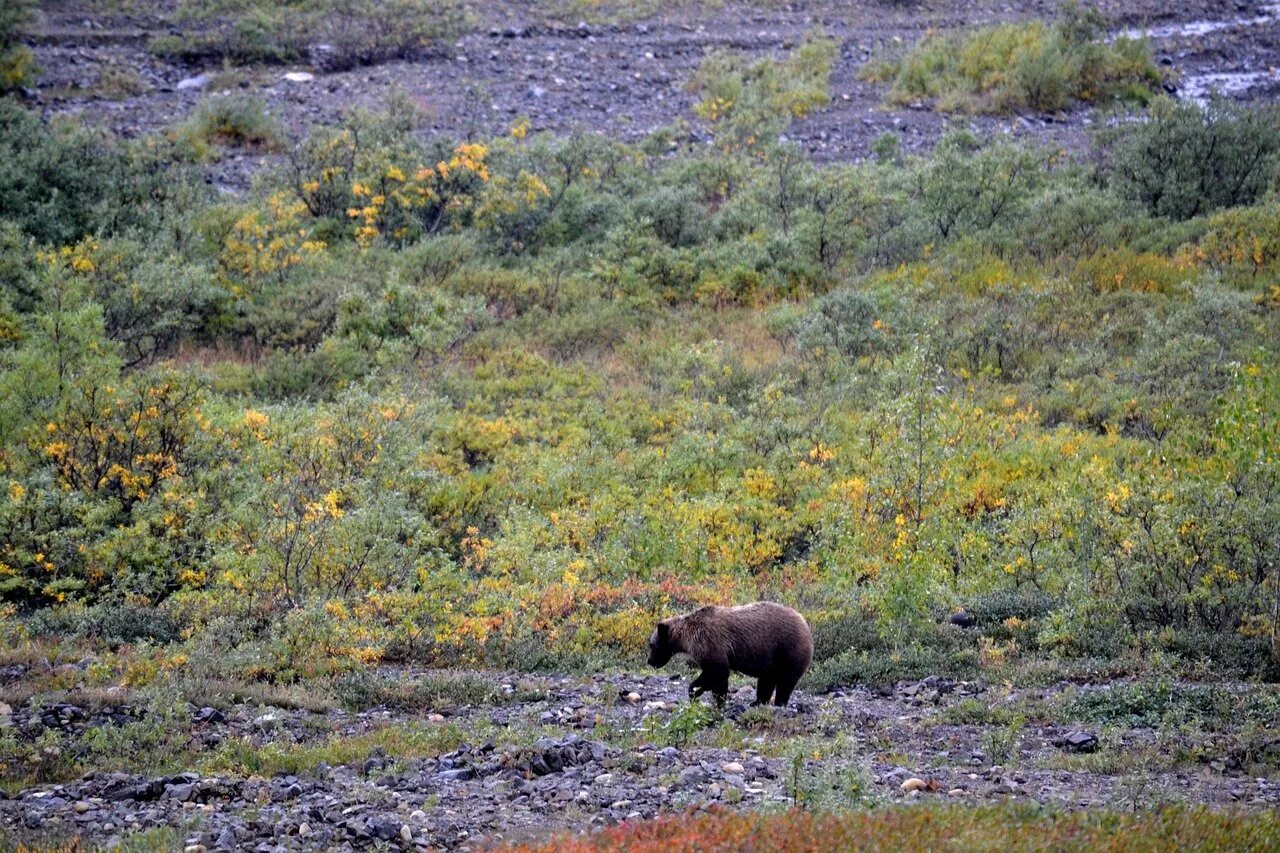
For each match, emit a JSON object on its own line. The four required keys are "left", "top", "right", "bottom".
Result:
{"left": 656, "top": 621, "right": 670, "bottom": 640}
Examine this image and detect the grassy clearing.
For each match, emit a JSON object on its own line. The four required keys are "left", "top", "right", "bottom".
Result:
{"left": 863, "top": 5, "right": 1160, "bottom": 114}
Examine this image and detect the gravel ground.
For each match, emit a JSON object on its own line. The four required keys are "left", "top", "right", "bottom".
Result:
{"left": 2, "top": 667, "right": 1277, "bottom": 850}
{"left": 24, "top": 1, "right": 1280, "bottom": 190}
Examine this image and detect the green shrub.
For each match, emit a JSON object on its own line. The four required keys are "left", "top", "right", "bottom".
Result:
{"left": 1101, "top": 97, "right": 1280, "bottom": 221}
{"left": 805, "top": 643, "right": 980, "bottom": 692}
{"left": 181, "top": 95, "right": 286, "bottom": 152}
{"left": 0, "top": 102, "right": 206, "bottom": 245}
{"left": 642, "top": 699, "right": 722, "bottom": 746}
{"left": 78, "top": 696, "right": 193, "bottom": 775}
{"left": 315, "top": 0, "right": 471, "bottom": 71}
{"left": 690, "top": 33, "right": 836, "bottom": 151}
{"left": 26, "top": 604, "right": 183, "bottom": 646}
{"left": 153, "top": 0, "right": 470, "bottom": 71}
{"left": 1160, "top": 631, "right": 1280, "bottom": 681}
{"left": 965, "top": 588, "right": 1058, "bottom": 627}
{"left": 0, "top": 0, "right": 36, "bottom": 95}
{"left": 1059, "top": 680, "right": 1280, "bottom": 730}
{"left": 808, "top": 605, "right": 884, "bottom": 664}
{"left": 95, "top": 65, "right": 146, "bottom": 100}
{"left": 1195, "top": 201, "right": 1280, "bottom": 284}
{"left": 877, "top": 4, "right": 1158, "bottom": 114}
{"left": 794, "top": 288, "right": 889, "bottom": 361}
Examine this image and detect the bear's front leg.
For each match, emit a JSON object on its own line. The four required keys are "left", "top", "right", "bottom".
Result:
{"left": 696, "top": 661, "right": 729, "bottom": 707}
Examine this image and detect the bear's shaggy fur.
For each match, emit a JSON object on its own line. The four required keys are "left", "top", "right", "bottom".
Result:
{"left": 647, "top": 602, "right": 813, "bottom": 707}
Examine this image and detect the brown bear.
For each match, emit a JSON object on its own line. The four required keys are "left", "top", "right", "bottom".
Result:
{"left": 647, "top": 602, "right": 813, "bottom": 707}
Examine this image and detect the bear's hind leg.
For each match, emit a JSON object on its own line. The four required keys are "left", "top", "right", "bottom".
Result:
{"left": 773, "top": 671, "right": 801, "bottom": 707}
{"left": 754, "top": 677, "right": 776, "bottom": 706}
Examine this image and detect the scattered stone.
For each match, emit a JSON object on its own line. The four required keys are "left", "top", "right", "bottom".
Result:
{"left": 252, "top": 712, "right": 283, "bottom": 730}
{"left": 193, "top": 707, "right": 225, "bottom": 725}
{"left": 368, "top": 815, "right": 404, "bottom": 841}
{"left": 1061, "top": 731, "right": 1099, "bottom": 753}
{"left": 282, "top": 72, "right": 315, "bottom": 83}
{"left": 678, "top": 766, "right": 708, "bottom": 788}
{"left": 882, "top": 767, "right": 913, "bottom": 785}
{"left": 722, "top": 762, "right": 744, "bottom": 774}
{"left": 175, "top": 74, "right": 212, "bottom": 91}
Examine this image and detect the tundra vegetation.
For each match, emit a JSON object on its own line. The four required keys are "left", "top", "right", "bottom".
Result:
{"left": 1, "top": 13, "right": 1279, "bottom": 849}
{"left": 862, "top": 2, "right": 1162, "bottom": 114}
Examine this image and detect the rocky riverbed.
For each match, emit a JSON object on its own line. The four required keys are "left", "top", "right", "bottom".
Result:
{"left": 3, "top": 666, "right": 1277, "bottom": 850}
{"left": 23, "top": 0, "right": 1280, "bottom": 190}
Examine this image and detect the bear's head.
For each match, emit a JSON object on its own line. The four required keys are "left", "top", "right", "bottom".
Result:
{"left": 647, "top": 620, "right": 676, "bottom": 668}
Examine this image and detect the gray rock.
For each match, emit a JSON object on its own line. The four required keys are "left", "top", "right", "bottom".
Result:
{"left": 176, "top": 74, "right": 212, "bottom": 91}
{"left": 252, "top": 713, "right": 283, "bottom": 730}
{"left": 165, "top": 784, "right": 195, "bottom": 802}
{"left": 366, "top": 816, "right": 402, "bottom": 842}
{"left": 677, "top": 766, "right": 708, "bottom": 788}
{"left": 1062, "top": 731, "right": 1099, "bottom": 753}
{"left": 194, "top": 707, "right": 226, "bottom": 725}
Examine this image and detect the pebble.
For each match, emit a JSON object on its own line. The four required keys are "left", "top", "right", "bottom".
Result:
{"left": 252, "top": 713, "right": 283, "bottom": 730}
{"left": 175, "top": 74, "right": 211, "bottom": 91}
